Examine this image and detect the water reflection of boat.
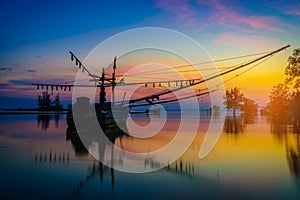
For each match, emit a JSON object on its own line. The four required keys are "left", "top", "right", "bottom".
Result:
{"left": 66, "top": 97, "right": 128, "bottom": 146}
{"left": 66, "top": 102, "right": 127, "bottom": 193}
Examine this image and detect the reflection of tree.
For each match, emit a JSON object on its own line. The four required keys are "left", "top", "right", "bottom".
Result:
{"left": 270, "top": 120, "right": 300, "bottom": 178}
{"left": 37, "top": 115, "right": 50, "bottom": 130}
{"left": 286, "top": 133, "right": 300, "bottom": 178}
{"left": 224, "top": 115, "right": 245, "bottom": 136}
{"left": 243, "top": 115, "right": 257, "bottom": 125}
{"left": 293, "top": 120, "right": 300, "bottom": 134}
{"left": 35, "top": 149, "right": 70, "bottom": 164}
{"left": 291, "top": 93, "right": 300, "bottom": 132}
{"left": 270, "top": 122, "right": 290, "bottom": 143}
{"left": 37, "top": 114, "right": 60, "bottom": 130}
{"left": 165, "top": 159, "right": 195, "bottom": 178}
{"left": 223, "top": 114, "right": 258, "bottom": 137}
{"left": 54, "top": 114, "right": 59, "bottom": 128}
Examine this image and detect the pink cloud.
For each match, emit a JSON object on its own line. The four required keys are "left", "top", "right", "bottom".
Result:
{"left": 154, "top": 0, "right": 198, "bottom": 27}
{"left": 286, "top": 8, "right": 300, "bottom": 16}
{"left": 266, "top": 1, "right": 300, "bottom": 17}
{"left": 197, "top": 0, "right": 286, "bottom": 33}
{"left": 214, "top": 32, "right": 284, "bottom": 51}
{"left": 155, "top": 0, "right": 287, "bottom": 33}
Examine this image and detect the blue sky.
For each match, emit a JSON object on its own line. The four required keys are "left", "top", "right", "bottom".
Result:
{"left": 0, "top": 1, "right": 158, "bottom": 51}
{"left": 0, "top": 0, "right": 300, "bottom": 108}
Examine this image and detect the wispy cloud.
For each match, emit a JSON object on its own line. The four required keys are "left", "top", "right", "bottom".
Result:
{"left": 0, "top": 83, "right": 9, "bottom": 87}
{"left": 154, "top": 0, "right": 198, "bottom": 28}
{"left": 0, "top": 67, "right": 12, "bottom": 71}
{"left": 214, "top": 32, "right": 284, "bottom": 51}
{"left": 155, "top": 0, "right": 288, "bottom": 33}
{"left": 266, "top": 0, "right": 300, "bottom": 17}
{"left": 197, "top": 0, "right": 286, "bottom": 33}
{"left": 286, "top": 8, "right": 300, "bottom": 16}
{"left": 8, "top": 79, "right": 33, "bottom": 85}
{"left": 27, "top": 69, "right": 37, "bottom": 73}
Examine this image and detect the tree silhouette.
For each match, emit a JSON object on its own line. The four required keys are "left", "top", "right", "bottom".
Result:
{"left": 37, "top": 91, "right": 52, "bottom": 110}
{"left": 285, "top": 48, "right": 300, "bottom": 123}
{"left": 224, "top": 87, "right": 244, "bottom": 115}
{"left": 285, "top": 48, "right": 300, "bottom": 92}
{"left": 241, "top": 97, "right": 258, "bottom": 115}
{"left": 37, "top": 91, "right": 63, "bottom": 111}
{"left": 267, "top": 83, "right": 290, "bottom": 120}
{"left": 53, "top": 93, "right": 63, "bottom": 110}
{"left": 266, "top": 48, "right": 300, "bottom": 124}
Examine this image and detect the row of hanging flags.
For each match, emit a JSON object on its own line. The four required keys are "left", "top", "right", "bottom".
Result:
{"left": 32, "top": 51, "right": 204, "bottom": 93}
{"left": 32, "top": 78, "right": 202, "bottom": 93}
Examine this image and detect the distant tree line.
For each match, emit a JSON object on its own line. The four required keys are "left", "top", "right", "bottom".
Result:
{"left": 37, "top": 91, "right": 64, "bottom": 111}
{"left": 265, "top": 48, "right": 300, "bottom": 122}
{"left": 224, "top": 48, "right": 300, "bottom": 122}
{"left": 224, "top": 87, "right": 258, "bottom": 115}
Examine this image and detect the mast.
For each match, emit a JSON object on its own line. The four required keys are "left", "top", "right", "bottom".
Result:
{"left": 100, "top": 68, "right": 106, "bottom": 107}
{"left": 112, "top": 57, "right": 117, "bottom": 105}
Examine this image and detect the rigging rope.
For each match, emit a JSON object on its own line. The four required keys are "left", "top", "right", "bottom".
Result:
{"left": 120, "top": 50, "right": 273, "bottom": 77}
{"left": 32, "top": 45, "right": 289, "bottom": 106}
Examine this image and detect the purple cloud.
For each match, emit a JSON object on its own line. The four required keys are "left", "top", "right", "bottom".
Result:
{"left": 0, "top": 83, "right": 9, "bottom": 87}
{"left": 154, "top": 0, "right": 198, "bottom": 28}
{"left": 155, "top": 0, "right": 288, "bottom": 33}
{"left": 27, "top": 69, "right": 37, "bottom": 73}
{"left": 0, "top": 67, "right": 12, "bottom": 71}
{"left": 8, "top": 79, "right": 33, "bottom": 85}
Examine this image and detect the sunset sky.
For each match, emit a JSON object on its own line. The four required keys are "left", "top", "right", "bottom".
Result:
{"left": 0, "top": 0, "right": 300, "bottom": 108}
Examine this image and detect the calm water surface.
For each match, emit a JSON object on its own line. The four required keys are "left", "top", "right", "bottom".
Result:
{"left": 0, "top": 114, "right": 299, "bottom": 199}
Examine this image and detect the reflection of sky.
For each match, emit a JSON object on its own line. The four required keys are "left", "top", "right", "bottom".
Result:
{"left": 1, "top": 0, "right": 300, "bottom": 108}
{"left": 0, "top": 115, "right": 299, "bottom": 198}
